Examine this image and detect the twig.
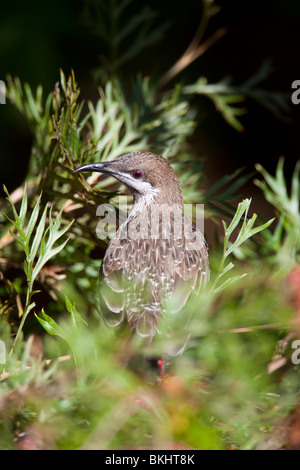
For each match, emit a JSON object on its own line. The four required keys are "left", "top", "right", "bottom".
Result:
{"left": 218, "top": 323, "right": 289, "bottom": 334}
{"left": 159, "top": 27, "right": 227, "bottom": 89}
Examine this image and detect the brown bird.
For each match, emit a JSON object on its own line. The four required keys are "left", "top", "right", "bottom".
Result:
{"left": 75, "top": 152, "right": 209, "bottom": 348}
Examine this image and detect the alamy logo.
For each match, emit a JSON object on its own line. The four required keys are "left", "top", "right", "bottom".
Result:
{"left": 0, "top": 340, "right": 6, "bottom": 364}
{"left": 95, "top": 196, "right": 205, "bottom": 250}
{"left": 291, "top": 339, "right": 300, "bottom": 365}
{"left": 0, "top": 80, "right": 6, "bottom": 104}
{"left": 291, "top": 80, "right": 300, "bottom": 105}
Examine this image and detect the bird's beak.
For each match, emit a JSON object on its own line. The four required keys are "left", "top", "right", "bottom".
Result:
{"left": 74, "top": 162, "right": 113, "bottom": 175}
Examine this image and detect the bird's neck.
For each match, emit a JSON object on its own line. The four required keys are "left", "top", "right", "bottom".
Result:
{"left": 131, "top": 184, "right": 183, "bottom": 211}
{"left": 117, "top": 187, "right": 185, "bottom": 242}
{"left": 130, "top": 193, "right": 183, "bottom": 218}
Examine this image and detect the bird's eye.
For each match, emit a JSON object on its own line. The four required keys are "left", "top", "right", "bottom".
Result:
{"left": 132, "top": 170, "right": 143, "bottom": 179}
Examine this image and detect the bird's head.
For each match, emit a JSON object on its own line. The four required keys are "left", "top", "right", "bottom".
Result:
{"left": 75, "top": 152, "right": 183, "bottom": 206}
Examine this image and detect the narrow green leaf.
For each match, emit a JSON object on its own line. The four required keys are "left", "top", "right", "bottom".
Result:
{"left": 24, "top": 83, "right": 41, "bottom": 123}
{"left": 60, "top": 69, "right": 67, "bottom": 94}
{"left": 65, "top": 295, "right": 88, "bottom": 327}
{"left": 65, "top": 295, "right": 73, "bottom": 314}
{"left": 28, "top": 204, "right": 48, "bottom": 263}
{"left": 205, "top": 167, "right": 244, "bottom": 197}
{"left": 35, "top": 310, "right": 64, "bottom": 337}
{"left": 35, "top": 310, "right": 80, "bottom": 370}
{"left": 115, "top": 0, "right": 134, "bottom": 18}
{"left": 225, "top": 199, "right": 251, "bottom": 239}
{"left": 213, "top": 273, "right": 247, "bottom": 294}
{"left": 23, "top": 301, "right": 36, "bottom": 319}
{"left": 248, "top": 218, "right": 275, "bottom": 237}
{"left": 3, "top": 185, "right": 20, "bottom": 226}
{"left": 19, "top": 185, "right": 28, "bottom": 228}
{"left": 31, "top": 238, "right": 69, "bottom": 285}
{"left": 218, "top": 262, "right": 235, "bottom": 278}
{"left": 26, "top": 194, "right": 41, "bottom": 244}
{"left": 9, "top": 229, "right": 27, "bottom": 251}
{"left": 36, "top": 84, "right": 43, "bottom": 106}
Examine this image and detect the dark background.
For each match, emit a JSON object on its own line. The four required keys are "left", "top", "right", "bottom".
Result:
{"left": 0, "top": 0, "right": 299, "bottom": 212}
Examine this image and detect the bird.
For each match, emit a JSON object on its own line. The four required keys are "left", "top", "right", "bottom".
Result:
{"left": 75, "top": 152, "right": 209, "bottom": 352}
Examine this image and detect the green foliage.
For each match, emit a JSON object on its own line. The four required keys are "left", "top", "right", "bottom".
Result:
{"left": 255, "top": 159, "right": 300, "bottom": 269}
{"left": 82, "top": 0, "right": 170, "bottom": 79}
{"left": 256, "top": 158, "right": 300, "bottom": 234}
{"left": 2, "top": 185, "right": 73, "bottom": 351}
{"left": 183, "top": 61, "right": 290, "bottom": 132}
{"left": 0, "top": 0, "right": 298, "bottom": 451}
{"left": 212, "top": 198, "right": 274, "bottom": 293}
{"left": 35, "top": 296, "right": 87, "bottom": 372}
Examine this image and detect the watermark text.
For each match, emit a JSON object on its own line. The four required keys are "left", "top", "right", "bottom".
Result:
{"left": 0, "top": 80, "right": 6, "bottom": 104}
{"left": 95, "top": 197, "right": 205, "bottom": 250}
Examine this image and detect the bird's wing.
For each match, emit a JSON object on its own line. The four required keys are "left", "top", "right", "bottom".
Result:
{"left": 99, "top": 236, "right": 161, "bottom": 335}
{"left": 167, "top": 227, "right": 209, "bottom": 314}
{"left": 99, "top": 237, "right": 127, "bottom": 328}
{"left": 99, "top": 265, "right": 125, "bottom": 328}
{"left": 161, "top": 227, "right": 209, "bottom": 357}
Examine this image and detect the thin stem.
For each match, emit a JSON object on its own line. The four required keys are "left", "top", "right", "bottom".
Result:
{"left": 158, "top": 0, "right": 225, "bottom": 89}
{"left": 10, "top": 287, "right": 33, "bottom": 355}
{"left": 209, "top": 241, "right": 228, "bottom": 293}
